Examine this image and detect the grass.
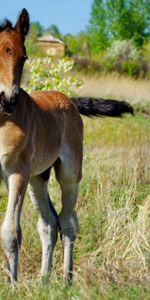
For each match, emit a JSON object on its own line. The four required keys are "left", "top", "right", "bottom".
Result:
{"left": 0, "top": 281, "right": 149, "bottom": 300}
{"left": 0, "top": 76, "right": 150, "bottom": 298}
{"left": 74, "top": 74, "right": 150, "bottom": 104}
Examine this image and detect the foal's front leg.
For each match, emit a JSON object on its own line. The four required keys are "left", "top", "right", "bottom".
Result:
{"left": 1, "top": 164, "right": 29, "bottom": 283}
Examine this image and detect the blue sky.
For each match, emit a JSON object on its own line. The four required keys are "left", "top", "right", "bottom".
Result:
{"left": 0, "top": 0, "right": 93, "bottom": 35}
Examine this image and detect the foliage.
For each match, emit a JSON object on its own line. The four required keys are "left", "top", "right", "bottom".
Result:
{"left": 103, "top": 40, "right": 148, "bottom": 77}
{"left": 75, "top": 32, "right": 91, "bottom": 56}
{"left": 106, "top": 40, "right": 140, "bottom": 61}
{"left": 64, "top": 32, "right": 91, "bottom": 57}
{"left": 103, "top": 40, "right": 139, "bottom": 76}
{"left": 73, "top": 40, "right": 149, "bottom": 78}
{"left": 89, "top": 0, "right": 150, "bottom": 53}
{"left": 88, "top": 0, "right": 110, "bottom": 53}
{"left": 23, "top": 57, "right": 82, "bottom": 95}
{"left": 106, "top": 0, "right": 149, "bottom": 46}
{"left": 63, "top": 34, "right": 79, "bottom": 56}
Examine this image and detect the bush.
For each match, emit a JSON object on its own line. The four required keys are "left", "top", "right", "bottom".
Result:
{"left": 103, "top": 40, "right": 149, "bottom": 77}
{"left": 122, "top": 60, "right": 140, "bottom": 77}
{"left": 67, "top": 40, "right": 149, "bottom": 78}
{"left": 23, "top": 57, "right": 82, "bottom": 96}
{"left": 106, "top": 40, "right": 140, "bottom": 61}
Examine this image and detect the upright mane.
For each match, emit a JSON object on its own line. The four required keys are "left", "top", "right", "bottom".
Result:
{"left": 0, "top": 19, "right": 13, "bottom": 32}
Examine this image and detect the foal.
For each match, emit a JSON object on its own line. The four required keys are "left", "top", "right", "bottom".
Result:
{"left": 0, "top": 9, "right": 133, "bottom": 283}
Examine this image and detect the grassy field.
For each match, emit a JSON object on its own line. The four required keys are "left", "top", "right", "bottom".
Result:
{"left": 0, "top": 76, "right": 150, "bottom": 299}
{"left": 74, "top": 74, "right": 150, "bottom": 104}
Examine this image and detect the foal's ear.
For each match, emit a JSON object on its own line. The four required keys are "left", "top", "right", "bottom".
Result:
{"left": 15, "top": 8, "right": 30, "bottom": 40}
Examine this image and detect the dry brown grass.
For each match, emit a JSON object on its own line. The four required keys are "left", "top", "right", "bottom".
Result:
{"left": 74, "top": 74, "right": 150, "bottom": 104}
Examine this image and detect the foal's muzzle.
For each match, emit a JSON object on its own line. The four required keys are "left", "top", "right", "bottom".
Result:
{"left": 0, "top": 91, "right": 18, "bottom": 114}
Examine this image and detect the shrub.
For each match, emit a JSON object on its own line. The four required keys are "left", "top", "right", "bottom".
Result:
{"left": 69, "top": 40, "right": 149, "bottom": 78}
{"left": 23, "top": 57, "right": 82, "bottom": 95}
{"left": 106, "top": 40, "right": 140, "bottom": 61}
{"left": 122, "top": 60, "right": 140, "bottom": 77}
{"left": 103, "top": 40, "right": 149, "bottom": 77}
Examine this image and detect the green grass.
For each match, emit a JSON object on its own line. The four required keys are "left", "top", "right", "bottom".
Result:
{"left": 0, "top": 112, "right": 150, "bottom": 299}
{"left": 0, "top": 281, "right": 150, "bottom": 300}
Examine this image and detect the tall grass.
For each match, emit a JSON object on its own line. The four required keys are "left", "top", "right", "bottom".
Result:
{"left": 74, "top": 74, "right": 150, "bottom": 104}
{"left": 76, "top": 116, "right": 150, "bottom": 284}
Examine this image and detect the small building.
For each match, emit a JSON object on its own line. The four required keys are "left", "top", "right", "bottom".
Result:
{"left": 37, "top": 34, "right": 65, "bottom": 57}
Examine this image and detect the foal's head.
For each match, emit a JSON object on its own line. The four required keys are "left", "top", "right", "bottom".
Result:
{"left": 0, "top": 8, "right": 29, "bottom": 114}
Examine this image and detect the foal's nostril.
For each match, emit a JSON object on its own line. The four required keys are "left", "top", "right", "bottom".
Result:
{"left": 0, "top": 91, "right": 6, "bottom": 104}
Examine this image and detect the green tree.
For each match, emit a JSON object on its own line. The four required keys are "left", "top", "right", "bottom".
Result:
{"left": 106, "top": 0, "right": 150, "bottom": 47}
{"left": 89, "top": 0, "right": 150, "bottom": 53}
{"left": 88, "top": 0, "right": 109, "bottom": 53}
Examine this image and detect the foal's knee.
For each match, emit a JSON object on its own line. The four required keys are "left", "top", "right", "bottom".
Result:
{"left": 37, "top": 216, "right": 57, "bottom": 246}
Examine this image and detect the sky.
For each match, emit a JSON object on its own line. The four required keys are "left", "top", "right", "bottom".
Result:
{"left": 0, "top": 0, "right": 93, "bottom": 35}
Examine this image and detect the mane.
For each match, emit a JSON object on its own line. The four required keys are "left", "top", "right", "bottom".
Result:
{"left": 0, "top": 19, "right": 14, "bottom": 32}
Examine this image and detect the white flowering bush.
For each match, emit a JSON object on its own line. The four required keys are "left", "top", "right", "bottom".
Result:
{"left": 106, "top": 40, "right": 140, "bottom": 61}
{"left": 103, "top": 40, "right": 142, "bottom": 77}
{"left": 23, "top": 57, "right": 82, "bottom": 96}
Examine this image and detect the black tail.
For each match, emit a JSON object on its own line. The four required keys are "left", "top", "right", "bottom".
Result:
{"left": 71, "top": 97, "right": 134, "bottom": 117}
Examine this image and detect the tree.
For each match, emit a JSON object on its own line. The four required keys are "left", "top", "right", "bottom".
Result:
{"left": 88, "top": 0, "right": 109, "bottom": 53}
{"left": 106, "top": 0, "right": 150, "bottom": 47}
{"left": 89, "top": 0, "right": 150, "bottom": 53}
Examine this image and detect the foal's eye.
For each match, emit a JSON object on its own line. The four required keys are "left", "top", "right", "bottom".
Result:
{"left": 6, "top": 47, "right": 12, "bottom": 55}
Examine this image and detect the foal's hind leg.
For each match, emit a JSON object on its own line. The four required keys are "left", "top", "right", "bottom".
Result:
{"left": 28, "top": 169, "right": 57, "bottom": 279}
{"left": 54, "top": 153, "right": 82, "bottom": 283}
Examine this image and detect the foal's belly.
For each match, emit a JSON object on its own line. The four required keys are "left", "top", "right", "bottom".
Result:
{"left": 30, "top": 146, "right": 61, "bottom": 177}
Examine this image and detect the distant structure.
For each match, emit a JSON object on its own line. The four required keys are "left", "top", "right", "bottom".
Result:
{"left": 37, "top": 34, "right": 65, "bottom": 57}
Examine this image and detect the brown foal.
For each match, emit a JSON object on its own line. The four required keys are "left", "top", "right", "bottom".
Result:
{"left": 0, "top": 9, "right": 133, "bottom": 284}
